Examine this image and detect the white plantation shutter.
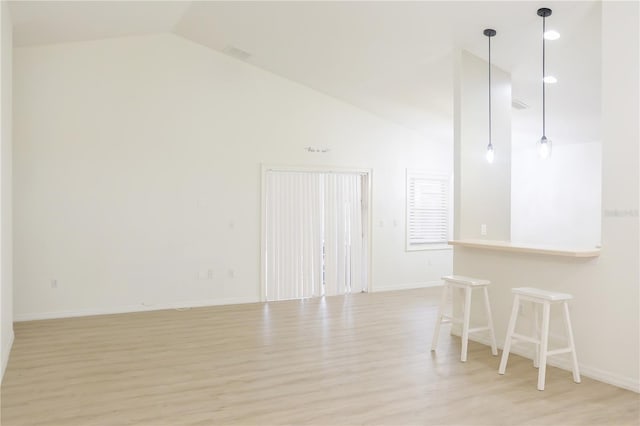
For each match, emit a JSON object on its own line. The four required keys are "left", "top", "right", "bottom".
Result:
{"left": 407, "top": 171, "right": 450, "bottom": 248}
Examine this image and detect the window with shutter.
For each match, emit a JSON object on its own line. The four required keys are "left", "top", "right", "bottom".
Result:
{"left": 406, "top": 170, "right": 451, "bottom": 250}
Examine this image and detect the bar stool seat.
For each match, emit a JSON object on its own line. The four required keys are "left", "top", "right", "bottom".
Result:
{"left": 498, "top": 287, "right": 581, "bottom": 391}
{"left": 431, "top": 275, "right": 498, "bottom": 362}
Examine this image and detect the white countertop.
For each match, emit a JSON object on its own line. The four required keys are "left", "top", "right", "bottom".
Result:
{"left": 448, "top": 239, "right": 601, "bottom": 258}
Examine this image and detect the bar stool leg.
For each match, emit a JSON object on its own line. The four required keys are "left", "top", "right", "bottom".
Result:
{"left": 533, "top": 303, "right": 540, "bottom": 368}
{"left": 482, "top": 287, "right": 498, "bottom": 356}
{"left": 537, "top": 301, "right": 551, "bottom": 391}
{"left": 499, "top": 295, "right": 520, "bottom": 375}
{"left": 431, "top": 283, "right": 449, "bottom": 351}
{"left": 562, "top": 302, "right": 581, "bottom": 383}
{"left": 461, "top": 286, "right": 472, "bottom": 362}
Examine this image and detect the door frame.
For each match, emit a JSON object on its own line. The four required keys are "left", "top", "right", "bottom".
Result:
{"left": 260, "top": 164, "right": 373, "bottom": 302}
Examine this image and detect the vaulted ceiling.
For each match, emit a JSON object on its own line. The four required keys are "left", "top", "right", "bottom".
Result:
{"left": 9, "top": 1, "right": 601, "bottom": 144}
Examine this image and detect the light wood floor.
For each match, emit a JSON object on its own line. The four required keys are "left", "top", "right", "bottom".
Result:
{"left": 2, "top": 288, "right": 639, "bottom": 426}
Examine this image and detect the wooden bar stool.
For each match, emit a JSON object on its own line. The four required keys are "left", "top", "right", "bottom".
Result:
{"left": 498, "top": 287, "right": 581, "bottom": 391}
{"left": 431, "top": 275, "right": 498, "bottom": 362}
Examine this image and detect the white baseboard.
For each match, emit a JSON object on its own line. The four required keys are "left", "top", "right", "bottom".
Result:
{"left": 453, "top": 331, "right": 640, "bottom": 393}
{"left": 14, "top": 296, "right": 259, "bottom": 322}
{"left": 16, "top": 284, "right": 445, "bottom": 321}
{"left": 373, "top": 280, "right": 443, "bottom": 292}
{"left": 1, "top": 329, "right": 15, "bottom": 384}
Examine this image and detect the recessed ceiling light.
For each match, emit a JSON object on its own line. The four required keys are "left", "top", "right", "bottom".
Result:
{"left": 543, "top": 76, "right": 557, "bottom": 84}
{"left": 544, "top": 30, "right": 560, "bottom": 40}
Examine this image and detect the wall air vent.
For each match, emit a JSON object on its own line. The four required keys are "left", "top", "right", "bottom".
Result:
{"left": 223, "top": 45, "right": 252, "bottom": 61}
{"left": 512, "top": 99, "right": 530, "bottom": 110}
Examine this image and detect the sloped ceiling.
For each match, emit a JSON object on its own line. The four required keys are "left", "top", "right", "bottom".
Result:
{"left": 9, "top": 1, "right": 601, "bottom": 144}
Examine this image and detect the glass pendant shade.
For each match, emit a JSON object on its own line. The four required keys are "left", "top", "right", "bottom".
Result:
{"left": 486, "top": 143, "right": 495, "bottom": 163}
{"left": 537, "top": 135, "right": 552, "bottom": 159}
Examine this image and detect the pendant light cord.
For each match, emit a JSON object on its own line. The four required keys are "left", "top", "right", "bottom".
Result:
{"left": 542, "top": 15, "right": 546, "bottom": 138}
{"left": 488, "top": 34, "right": 492, "bottom": 145}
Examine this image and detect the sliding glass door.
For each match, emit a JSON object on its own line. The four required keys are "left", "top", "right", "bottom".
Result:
{"left": 263, "top": 170, "right": 368, "bottom": 301}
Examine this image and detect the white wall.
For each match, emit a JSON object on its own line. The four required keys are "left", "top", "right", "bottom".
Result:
{"left": 454, "top": 50, "right": 511, "bottom": 241}
{"left": 510, "top": 1, "right": 601, "bottom": 249}
{"left": 453, "top": 1, "right": 639, "bottom": 392}
{"left": 13, "top": 34, "right": 453, "bottom": 320}
{"left": 0, "top": 0, "right": 14, "bottom": 382}
{"left": 511, "top": 139, "right": 601, "bottom": 247}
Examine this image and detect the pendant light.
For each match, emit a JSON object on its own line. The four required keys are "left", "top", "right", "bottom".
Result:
{"left": 484, "top": 28, "right": 496, "bottom": 164}
{"left": 537, "top": 8, "right": 552, "bottom": 159}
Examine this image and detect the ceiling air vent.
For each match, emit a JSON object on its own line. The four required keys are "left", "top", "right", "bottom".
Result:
{"left": 512, "top": 99, "right": 530, "bottom": 110}
{"left": 223, "top": 45, "right": 252, "bottom": 61}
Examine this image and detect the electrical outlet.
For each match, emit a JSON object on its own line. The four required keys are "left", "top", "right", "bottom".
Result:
{"left": 51, "top": 279, "right": 58, "bottom": 289}
{"left": 481, "top": 224, "right": 487, "bottom": 236}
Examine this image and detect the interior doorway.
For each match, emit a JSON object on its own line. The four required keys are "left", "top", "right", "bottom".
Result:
{"left": 261, "top": 167, "right": 370, "bottom": 301}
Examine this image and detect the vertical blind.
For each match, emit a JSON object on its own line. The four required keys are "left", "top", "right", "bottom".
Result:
{"left": 407, "top": 171, "right": 450, "bottom": 247}
{"left": 265, "top": 171, "right": 366, "bottom": 301}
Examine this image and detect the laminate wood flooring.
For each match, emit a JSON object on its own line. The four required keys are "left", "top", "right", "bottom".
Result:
{"left": 2, "top": 288, "right": 639, "bottom": 425}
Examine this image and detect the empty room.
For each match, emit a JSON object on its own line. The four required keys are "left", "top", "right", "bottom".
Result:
{"left": 0, "top": 1, "right": 638, "bottom": 425}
